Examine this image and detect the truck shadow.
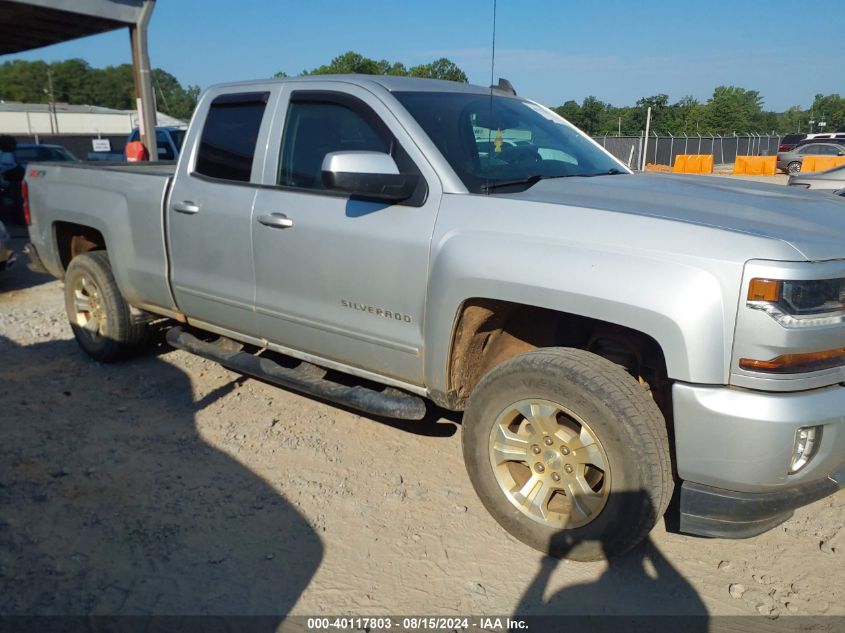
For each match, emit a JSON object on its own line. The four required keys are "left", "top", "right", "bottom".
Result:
{"left": 514, "top": 491, "right": 709, "bottom": 631}
{"left": 0, "top": 334, "right": 323, "bottom": 622}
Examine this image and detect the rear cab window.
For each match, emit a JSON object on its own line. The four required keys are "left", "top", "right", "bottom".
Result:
{"left": 194, "top": 92, "right": 270, "bottom": 182}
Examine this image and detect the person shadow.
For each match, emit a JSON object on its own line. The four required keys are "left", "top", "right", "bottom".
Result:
{"left": 513, "top": 490, "right": 709, "bottom": 633}
{"left": 0, "top": 334, "right": 323, "bottom": 628}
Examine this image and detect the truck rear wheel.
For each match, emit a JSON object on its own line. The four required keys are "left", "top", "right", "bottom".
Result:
{"left": 64, "top": 250, "right": 147, "bottom": 362}
{"left": 462, "top": 347, "right": 673, "bottom": 561}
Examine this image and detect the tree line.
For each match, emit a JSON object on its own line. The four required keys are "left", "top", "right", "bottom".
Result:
{"left": 0, "top": 58, "right": 200, "bottom": 121}
{"left": 554, "top": 88, "right": 845, "bottom": 136}
{"left": 274, "top": 50, "right": 468, "bottom": 83}
{"left": 1, "top": 55, "right": 841, "bottom": 136}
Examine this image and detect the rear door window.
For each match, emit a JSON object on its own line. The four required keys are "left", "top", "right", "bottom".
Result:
{"left": 195, "top": 92, "right": 269, "bottom": 182}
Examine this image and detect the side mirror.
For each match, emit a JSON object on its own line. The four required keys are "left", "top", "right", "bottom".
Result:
{"left": 321, "top": 151, "right": 418, "bottom": 202}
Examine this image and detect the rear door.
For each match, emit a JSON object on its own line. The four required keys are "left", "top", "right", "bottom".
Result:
{"left": 168, "top": 88, "right": 275, "bottom": 335}
{"left": 250, "top": 82, "right": 443, "bottom": 384}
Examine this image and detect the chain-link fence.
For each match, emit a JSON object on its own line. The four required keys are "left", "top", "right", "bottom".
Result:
{"left": 593, "top": 134, "right": 782, "bottom": 170}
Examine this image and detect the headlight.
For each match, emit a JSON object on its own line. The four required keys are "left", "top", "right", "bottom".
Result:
{"left": 741, "top": 277, "right": 845, "bottom": 373}
{"left": 747, "top": 277, "right": 845, "bottom": 327}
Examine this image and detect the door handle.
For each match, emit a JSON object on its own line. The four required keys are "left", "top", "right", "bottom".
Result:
{"left": 257, "top": 213, "right": 294, "bottom": 229}
{"left": 173, "top": 200, "right": 200, "bottom": 214}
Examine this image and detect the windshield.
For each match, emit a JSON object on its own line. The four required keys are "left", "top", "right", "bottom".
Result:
{"left": 15, "top": 146, "right": 77, "bottom": 164}
{"left": 394, "top": 91, "right": 625, "bottom": 193}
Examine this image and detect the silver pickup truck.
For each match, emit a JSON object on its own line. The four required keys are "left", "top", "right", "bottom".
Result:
{"left": 24, "top": 75, "right": 845, "bottom": 560}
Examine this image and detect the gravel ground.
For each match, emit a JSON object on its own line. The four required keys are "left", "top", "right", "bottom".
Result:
{"left": 1, "top": 234, "right": 843, "bottom": 624}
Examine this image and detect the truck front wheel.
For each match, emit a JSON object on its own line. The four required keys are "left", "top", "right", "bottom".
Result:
{"left": 64, "top": 250, "right": 147, "bottom": 362}
{"left": 462, "top": 347, "right": 673, "bottom": 561}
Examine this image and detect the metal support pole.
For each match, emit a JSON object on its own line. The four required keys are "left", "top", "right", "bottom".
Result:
{"left": 652, "top": 131, "right": 658, "bottom": 165}
{"left": 637, "top": 132, "right": 643, "bottom": 171}
{"left": 130, "top": 0, "right": 158, "bottom": 160}
{"left": 641, "top": 107, "right": 651, "bottom": 171}
{"left": 668, "top": 133, "right": 674, "bottom": 167}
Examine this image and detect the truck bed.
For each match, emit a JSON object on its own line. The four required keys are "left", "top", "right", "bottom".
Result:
{"left": 26, "top": 161, "right": 178, "bottom": 315}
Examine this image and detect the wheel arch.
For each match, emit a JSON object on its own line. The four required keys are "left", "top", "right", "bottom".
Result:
{"left": 53, "top": 221, "right": 107, "bottom": 272}
{"left": 436, "top": 298, "right": 675, "bottom": 421}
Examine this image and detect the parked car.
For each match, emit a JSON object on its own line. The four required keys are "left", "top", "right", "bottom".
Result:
{"left": 14, "top": 143, "right": 78, "bottom": 167}
{"left": 777, "top": 133, "right": 807, "bottom": 152}
{"left": 1, "top": 143, "right": 77, "bottom": 225}
{"left": 24, "top": 75, "right": 845, "bottom": 561}
{"left": 126, "top": 126, "right": 186, "bottom": 161}
{"left": 802, "top": 132, "right": 845, "bottom": 145}
{"left": 0, "top": 219, "right": 14, "bottom": 272}
{"left": 788, "top": 164, "right": 845, "bottom": 192}
{"left": 776, "top": 142, "right": 845, "bottom": 175}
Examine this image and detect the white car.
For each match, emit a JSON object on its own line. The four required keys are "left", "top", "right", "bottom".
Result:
{"left": 787, "top": 164, "right": 845, "bottom": 192}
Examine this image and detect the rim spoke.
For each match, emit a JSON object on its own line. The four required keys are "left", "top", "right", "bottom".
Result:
{"left": 572, "top": 442, "right": 606, "bottom": 470}
{"left": 73, "top": 292, "right": 91, "bottom": 314}
{"left": 511, "top": 475, "right": 555, "bottom": 520}
{"left": 491, "top": 424, "right": 530, "bottom": 464}
{"left": 516, "top": 401, "right": 559, "bottom": 436}
{"left": 566, "top": 468, "right": 606, "bottom": 521}
{"left": 82, "top": 316, "right": 100, "bottom": 335}
{"left": 558, "top": 424, "right": 591, "bottom": 450}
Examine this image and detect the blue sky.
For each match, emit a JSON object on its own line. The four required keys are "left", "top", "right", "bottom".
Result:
{"left": 4, "top": 0, "right": 844, "bottom": 110}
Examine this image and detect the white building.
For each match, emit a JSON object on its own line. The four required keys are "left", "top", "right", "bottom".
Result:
{"left": 0, "top": 102, "right": 186, "bottom": 135}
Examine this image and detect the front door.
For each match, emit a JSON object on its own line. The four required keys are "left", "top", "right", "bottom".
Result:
{"left": 251, "top": 84, "right": 441, "bottom": 385}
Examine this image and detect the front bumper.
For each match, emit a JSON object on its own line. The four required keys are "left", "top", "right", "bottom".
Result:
{"left": 679, "top": 468, "right": 843, "bottom": 538}
{"left": 672, "top": 382, "right": 845, "bottom": 537}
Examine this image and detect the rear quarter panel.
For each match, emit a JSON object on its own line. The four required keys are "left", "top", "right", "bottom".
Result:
{"left": 26, "top": 163, "right": 177, "bottom": 312}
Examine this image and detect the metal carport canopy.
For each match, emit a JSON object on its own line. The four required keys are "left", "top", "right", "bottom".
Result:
{"left": 0, "top": 0, "right": 158, "bottom": 156}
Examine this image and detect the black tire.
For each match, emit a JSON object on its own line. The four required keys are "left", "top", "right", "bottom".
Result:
{"left": 787, "top": 161, "right": 801, "bottom": 175}
{"left": 64, "top": 250, "right": 148, "bottom": 362}
{"left": 462, "top": 347, "right": 673, "bottom": 561}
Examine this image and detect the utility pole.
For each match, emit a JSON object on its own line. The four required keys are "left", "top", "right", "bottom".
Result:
{"left": 640, "top": 106, "right": 651, "bottom": 171}
{"left": 45, "top": 67, "right": 59, "bottom": 134}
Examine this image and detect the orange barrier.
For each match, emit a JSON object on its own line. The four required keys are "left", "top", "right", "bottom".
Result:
{"left": 733, "top": 155, "right": 777, "bottom": 176}
{"left": 672, "top": 154, "right": 714, "bottom": 174}
{"left": 801, "top": 156, "right": 845, "bottom": 173}
{"left": 645, "top": 163, "right": 673, "bottom": 172}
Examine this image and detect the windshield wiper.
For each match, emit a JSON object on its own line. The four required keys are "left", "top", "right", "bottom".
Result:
{"left": 585, "top": 168, "right": 625, "bottom": 177}
{"left": 480, "top": 175, "right": 545, "bottom": 192}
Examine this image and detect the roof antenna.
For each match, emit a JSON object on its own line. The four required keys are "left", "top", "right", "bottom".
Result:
{"left": 489, "top": 0, "right": 497, "bottom": 96}
{"left": 485, "top": 0, "right": 497, "bottom": 195}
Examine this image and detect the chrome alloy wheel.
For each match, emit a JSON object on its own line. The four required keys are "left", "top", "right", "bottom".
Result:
{"left": 71, "top": 273, "right": 105, "bottom": 342}
{"left": 488, "top": 399, "right": 611, "bottom": 529}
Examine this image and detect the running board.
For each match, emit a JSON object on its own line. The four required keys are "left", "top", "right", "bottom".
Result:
{"left": 166, "top": 326, "right": 427, "bottom": 420}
